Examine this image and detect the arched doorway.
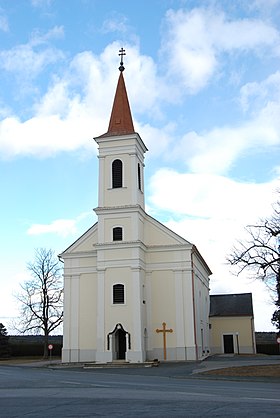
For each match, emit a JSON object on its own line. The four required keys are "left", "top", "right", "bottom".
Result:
{"left": 115, "top": 328, "right": 126, "bottom": 359}
{"left": 108, "top": 324, "right": 130, "bottom": 360}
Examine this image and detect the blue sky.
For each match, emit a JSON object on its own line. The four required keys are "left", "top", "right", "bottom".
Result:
{"left": 0, "top": 0, "right": 280, "bottom": 333}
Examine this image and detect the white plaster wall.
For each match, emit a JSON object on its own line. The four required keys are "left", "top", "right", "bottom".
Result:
{"left": 97, "top": 134, "right": 146, "bottom": 209}
{"left": 104, "top": 266, "right": 135, "bottom": 335}
{"left": 149, "top": 270, "right": 177, "bottom": 355}
{"left": 78, "top": 273, "right": 97, "bottom": 350}
{"left": 104, "top": 217, "right": 131, "bottom": 241}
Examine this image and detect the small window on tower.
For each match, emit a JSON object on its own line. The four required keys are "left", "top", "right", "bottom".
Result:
{"left": 138, "top": 163, "right": 141, "bottom": 191}
{"left": 113, "top": 284, "right": 125, "bottom": 304}
{"left": 113, "top": 227, "right": 123, "bottom": 241}
{"left": 112, "top": 159, "right": 123, "bottom": 188}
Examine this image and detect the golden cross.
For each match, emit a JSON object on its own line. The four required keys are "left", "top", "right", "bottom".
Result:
{"left": 156, "top": 322, "right": 173, "bottom": 360}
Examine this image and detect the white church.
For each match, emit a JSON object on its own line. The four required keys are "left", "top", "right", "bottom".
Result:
{"left": 60, "top": 50, "right": 212, "bottom": 363}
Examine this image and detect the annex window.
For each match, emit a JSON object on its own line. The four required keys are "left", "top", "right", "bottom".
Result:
{"left": 112, "top": 159, "right": 123, "bottom": 188}
{"left": 113, "top": 284, "right": 125, "bottom": 304}
{"left": 138, "top": 163, "right": 141, "bottom": 191}
{"left": 113, "top": 227, "right": 123, "bottom": 241}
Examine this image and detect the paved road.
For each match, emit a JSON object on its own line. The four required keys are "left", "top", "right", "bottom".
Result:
{"left": 0, "top": 359, "right": 280, "bottom": 417}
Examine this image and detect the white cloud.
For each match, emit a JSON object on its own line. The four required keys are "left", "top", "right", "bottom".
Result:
{"left": 101, "top": 14, "right": 129, "bottom": 34}
{"left": 136, "top": 123, "right": 176, "bottom": 157}
{"left": 168, "top": 123, "right": 278, "bottom": 176}
{"left": 0, "top": 36, "right": 279, "bottom": 173}
{"left": 0, "top": 45, "right": 63, "bottom": 77}
{"left": 0, "top": 11, "right": 9, "bottom": 32}
{"left": 0, "top": 43, "right": 164, "bottom": 158}
{"left": 30, "top": 25, "right": 64, "bottom": 45}
{"left": 27, "top": 212, "right": 92, "bottom": 238}
{"left": 27, "top": 219, "right": 78, "bottom": 237}
{"left": 250, "top": 0, "right": 280, "bottom": 12}
{"left": 240, "top": 71, "right": 280, "bottom": 113}
{"left": 31, "top": 0, "right": 53, "bottom": 7}
{"left": 168, "top": 71, "right": 280, "bottom": 174}
{"left": 149, "top": 169, "right": 278, "bottom": 221}
{"left": 161, "top": 8, "right": 280, "bottom": 93}
{"left": 186, "top": 121, "right": 278, "bottom": 175}
{"left": 0, "top": 113, "right": 97, "bottom": 158}
{"left": 0, "top": 26, "right": 64, "bottom": 79}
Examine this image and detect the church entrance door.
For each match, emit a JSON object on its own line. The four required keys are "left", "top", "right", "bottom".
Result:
{"left": 223, "top": 334, "right": 234, "bottom": 353}
{"left": 115, "top": 328, "right": 126, "bottom": 360}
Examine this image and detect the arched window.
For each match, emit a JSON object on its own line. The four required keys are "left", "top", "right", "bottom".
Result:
{"left": 113, "top": 284, "right": 125, "bottom": 304}
{"left": 138, "top": 163, "right": 141, "bottom": 191}
{"left": 112, "top": 159, "right": 123, "bottom": 188}
{"left": 113, "top": 227, "right": 123, "bottom": 241}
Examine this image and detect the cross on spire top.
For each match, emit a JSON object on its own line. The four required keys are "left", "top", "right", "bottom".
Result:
{"left": 118, "top": 47, "right": 126, "bottom": 72}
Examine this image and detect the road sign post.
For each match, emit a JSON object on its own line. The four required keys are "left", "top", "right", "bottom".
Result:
{"left": 276, "top": 337, "right": 280, "bottom": 354}
{"left": 48, "top": 344, "right": 53, "bottom": 360}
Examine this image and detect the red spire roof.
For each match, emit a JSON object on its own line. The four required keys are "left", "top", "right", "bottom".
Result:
{"left": 99, "top": 70, "right": 135, "bottom": 138}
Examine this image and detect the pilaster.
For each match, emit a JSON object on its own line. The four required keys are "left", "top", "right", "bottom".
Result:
{"left": 126, "top": 267, "right": 145, "bottom": 362}
{"left": 95, "top": 268, "right": 112, "bottom": 362}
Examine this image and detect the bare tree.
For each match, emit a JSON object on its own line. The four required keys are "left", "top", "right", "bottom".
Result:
{"left": 16, "top": 248, "right": 63, "bottom": 358}
{"left": 228, "top": 194, "right": 280, "bottom": 330}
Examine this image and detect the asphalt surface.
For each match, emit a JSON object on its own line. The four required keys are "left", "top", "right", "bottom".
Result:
{"left": 5, "top": 354, "right": 280, "bottom": 381}
{"left": 1, "top": 355, "right": 280, "bottom": 417}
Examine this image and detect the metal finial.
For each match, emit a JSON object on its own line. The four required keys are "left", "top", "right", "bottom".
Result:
{"left": 118, "top": 47, "right": 126, "bottom": 72}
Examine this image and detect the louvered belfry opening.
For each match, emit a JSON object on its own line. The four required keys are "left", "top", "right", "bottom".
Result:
{"left": 113, "top": 227, "right": 123, "bottom": 241}
{"left": 138, "top": 163, "right": 141, "bottom": 191}
{"left": 112, "top": 159, "right": 123, "bottom": 188}
{"left": 113, "top": 284, "right": 125, "bottom": 304}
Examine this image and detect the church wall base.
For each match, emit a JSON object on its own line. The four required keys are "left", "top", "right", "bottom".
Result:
{"left": 146, "top": 346, "right": 198, "bottom": 361}
{"left": 126, "top": 350, "right": 145, "bottom": 363}
{"left": 79, "top": 349, "right": 97, "bottom": 362}
{"left": 95, "top": 351, "right": 113, "bottom": 363}
{"left": 62, "top": 348, "right": 79, "bottom": 363}
{"left": 185, "top": 346, "right": 198, "bottom": 361}
{"left": 62, "top": 346, "right": 201, "bottom": 363}
{"left": 175, "top": 347, "right": 188, "bottom": 360}
{"left": 62, "top": 348, "right": 97, "bottom": 363}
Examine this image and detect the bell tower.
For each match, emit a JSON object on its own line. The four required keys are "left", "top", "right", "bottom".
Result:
{"left": 92, "top": 50, "right": 148, "bottom": 363}
{"left": 94, "top": 49, "right": 148, "bottom": 244}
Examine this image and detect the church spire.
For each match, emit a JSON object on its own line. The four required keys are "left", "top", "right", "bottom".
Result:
{"left": 99, "top": 48, "right": 135, "bottom": 138}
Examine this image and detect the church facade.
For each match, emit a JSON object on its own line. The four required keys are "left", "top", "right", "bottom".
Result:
{"left": 60, "top": 53, "right": 212, "bottom": 363}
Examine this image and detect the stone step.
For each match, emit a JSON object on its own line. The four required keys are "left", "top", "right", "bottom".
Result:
{"left": 83, "top": 360, "right": 158, "bottom": 369}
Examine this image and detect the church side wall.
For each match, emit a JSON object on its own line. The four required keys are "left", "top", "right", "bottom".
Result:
{"left": 148, "top": 269, "right": 176, "bottom": 360}
{"left": 145, "top": 245, "right": 200, "bottom": 362}
{"left": 191, "top": 252, "right": 211, "bottom": 359}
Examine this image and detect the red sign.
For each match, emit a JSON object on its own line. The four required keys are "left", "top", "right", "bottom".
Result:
{"left": 276, "top": 337, "right": 280, "bottom": 344}
{"left": 48, "top": 344, "right": 53, "bottom": 350}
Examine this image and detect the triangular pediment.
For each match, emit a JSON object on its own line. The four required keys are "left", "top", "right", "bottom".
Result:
{"left": 144, "top": 213, "right": 192, "bottom": 247}
{"left": 60, "top": 222, "right": 98, "bottom": 256}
